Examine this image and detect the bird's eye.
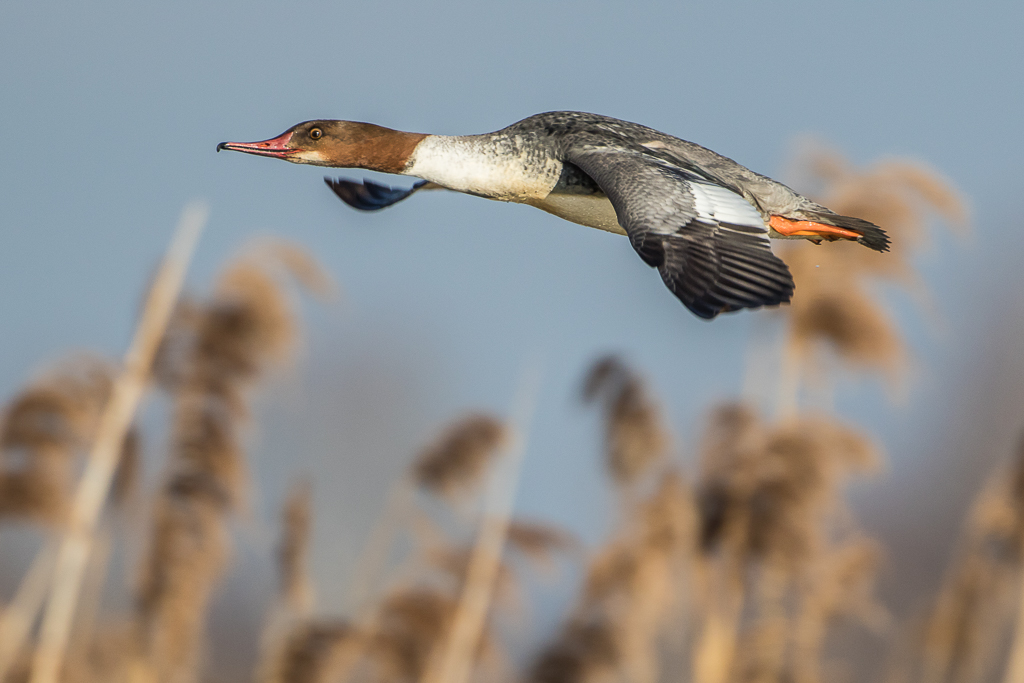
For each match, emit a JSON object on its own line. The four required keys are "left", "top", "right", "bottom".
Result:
{"left": 309, "top": 128, "right": 323, "bottom": 140}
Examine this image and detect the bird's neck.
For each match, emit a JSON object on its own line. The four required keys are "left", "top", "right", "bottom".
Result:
{"left": 403, "top": 133, "right": 562, "bottom": 200}
{"left": 326, "top": 123, "right": 428, "bottom": 174}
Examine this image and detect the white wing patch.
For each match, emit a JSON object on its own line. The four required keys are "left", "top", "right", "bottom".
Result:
{"left": 688, "top": 181, "right": 769, "bottom": 241}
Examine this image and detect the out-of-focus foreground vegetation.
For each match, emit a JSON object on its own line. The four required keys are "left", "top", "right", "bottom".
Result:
{"left": 5, "top": 146, "right": 1021, "bottom": 683}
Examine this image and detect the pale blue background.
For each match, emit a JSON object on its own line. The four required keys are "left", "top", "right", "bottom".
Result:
{"left": 3, "top": 0, "right": 1024, "bottom": 674}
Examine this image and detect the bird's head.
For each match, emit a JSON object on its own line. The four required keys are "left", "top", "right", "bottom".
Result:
{"left": 217, "top": 120, "right": 424, "bottom": 173}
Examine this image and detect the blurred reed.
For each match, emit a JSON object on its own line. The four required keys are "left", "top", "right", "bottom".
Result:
{"left": 29, "top": 203, "right": 207, "bottom": 683}
{"left": 889, "top": 431, "right": 1024, "bottom": 683}
{"left": 0, "top": 356, "right": 121, "bottom": 526}
{"left": 0, "top": 354, "right": 139, "bottom": 682}
{"left": 771, "top": 144, "right": 969, "bottom": 414}
{"left": 2, "top": 142, "right": 1013, "bottom": 683}
{"left": 134, "top": 239, "right": 332, "bottom": 683}
{"left": 531, "top": 358, "right": 689, "bottom": 683}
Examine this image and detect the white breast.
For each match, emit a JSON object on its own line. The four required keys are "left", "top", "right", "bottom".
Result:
{"left": 405, "top": 135, "right": 562, "bottom": 201}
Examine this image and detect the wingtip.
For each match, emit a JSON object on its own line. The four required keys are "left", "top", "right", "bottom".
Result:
{"left": 324, "top": 176, "right": 424, "bottom": 212}
{"left": 661, "top": 236, "right": 796, "bottom": 320}
{"left": 688, "top": 298, "right": 792, "bottom": 320}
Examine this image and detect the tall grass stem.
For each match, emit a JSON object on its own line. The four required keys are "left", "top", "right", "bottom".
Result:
{"left": 421, "top": 364, "right": 542, "bottom": 683}
{"left": 29, "top": 203, "right": 207, "bottom": 683}
{"left": 0, "top": 541, "right": 59, "bottom": 681}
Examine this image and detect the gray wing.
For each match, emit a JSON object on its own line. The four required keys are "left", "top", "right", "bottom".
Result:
{"left": 325, "top": 177, "right": 437, "bottom": 211}
{"left": 565, "top": 147, "right": 794, "bottom": 319}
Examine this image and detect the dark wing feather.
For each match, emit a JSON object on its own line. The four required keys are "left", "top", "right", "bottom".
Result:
{"left": 566, "top": 147, "right": 794, "bottom": 319}
{"left": 324, "top": 177, "right": 430, "bottom": 211}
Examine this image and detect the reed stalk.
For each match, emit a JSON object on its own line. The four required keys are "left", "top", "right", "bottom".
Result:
{"left": 693, "top": 524, "right": 748, "bottom": 683}
{"left": 1002, "top": 579, "right": 1024, "bottom": 683}
{"left": 420, "top": 367, "right": 540, "bottom": 683}
{"left": 29, "top": 203, "right": 207, "bottom": 683}
{"left": 348, "top": 477, "right": 416, "bottom": 616}
{"left": 0, "top": 541, "right": 59, "bottom": 681}
{"left": 998, "top": 561, "right": 1024, "bottom": 683}
{"left": 67, "top": 521, "right": 114, "bottom": 660}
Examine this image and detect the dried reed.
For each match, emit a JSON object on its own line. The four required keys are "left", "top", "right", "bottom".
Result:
{"left": 413, "top": 414, "right": 507, "bottom": 499}
{"left": 58, "top": 621, "right": 138, "bottom": 683}
{"left": 0, "top": 356, "right": 118, "bottom": 525}
{"left": 914, "top": 430, "right": 1024, "bottom": 683}
{"left": 582, "top": 356, "right": 669, "bottom": 487}
{"left": 29, "top": 203, "right": 207, "bottom": 683}
{"left": 268, "top": 409, "right": 515, "bottom": 683}
{"left": 278, "top": 479, "right": 314, "bottom": 616}
{"left": 134, "top": 238, "right": 329, "bottom": 683}
{"left": 773, "top": 144, "right": 968, "bottom": 414}
{"left": 271, "top": 620, "right": 358, "bottom": 683}
{"left": 0, "top": 147, "right": 996, "bottom": 683}
{"left": 0, "top": 543, "right": 59, "bottom": 682}
{"left": 421, "top": 368, "right": 539, "bottom": 683}
{"left": 506, "top": 520, "right": 579, "bottom": 573}
{"left": 260, "top": 479, "right": 374, "bottom": 683}
{"left": 527, "top": 619, "right": 619, "bottom": 683}
{"left": 532, "top": 468, "right": 695, "bottom": 683}
{"left": 372, "top": 588, "right": 461, "bottom": 683}
{"left": 0, "top": 359, "right": 139, "bottom": 681}
{"left": 528, "top": 359, "right": 690, "bottom": 683}
{"left": 694, "top": 403, "right": 881, "bottom": 683}
{"left": 422, "top": 545, "right": 518, "bottom": 604}
{"left": 346, "top": 478, "right": 417, "bottom": 616}
{"left": 791, "top": 538, "right": 887, "bottom": 683}
{"left": 258, "top": 478, "right": 313, "bottom": 683}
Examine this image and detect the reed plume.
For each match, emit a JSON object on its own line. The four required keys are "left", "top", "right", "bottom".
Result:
{"left": 530, "top": 469, "right": 695, "bottom": 683}
{"left": 0, "top": 356, "right": 123, "bottom": 526}
{"left": 272, "top": 621, "right": 358, "bottom": 683}
{"left": 277, "top": 479, "right": 314, "bottom": 616}
{"left": 699, "top": 410, "right": 878, "bottom": 565}
{"left": 908, "top": 430, "right": 1024, "bottom": 683}
{"left": 134, "top": 241, "right": 330, "bottom": 683}
{"left": 506, "top": 520, "right": 579, "bottom": 573}
{"left": 0, "top": 148, "right": 996, "bottom": 683}
{"left": 779, "top": 145, "right": 968, "bottom": 383}
{"left": 28, "top": 204, "right": 206, "bottom": 683}
{"left": 352, "top": 559, "right": 504, "bottom": 683}
{"left": 419, "top": 376, "right": 541, "bottom": 683}
{"left": 262, "top": 405, "right": 556, "bottom": 683}
{"left": 413, "top": 414, "right": 507, "bottom": 499}
{"left": 791, "top": 537, "right": 886, "bottom": 683}
{"left": 582, "top": 356, "right": 669, "bottom": 487}
{"left": 694, "top": 402, "right": 881, "bottom": 683}
{"left": 528, "top": 358, "right": 690, "bottom": 683}
{"left": 356, "top": 383, "right": 559, "bottom": 683}
{"left": 527, "top": 620, "right": 620, "bottom": 683}
{"left": 260, "top": 478, "right": 375, "bottom": 683}
{"left": 369, "top": 589, "right": 462, "bottom": 683}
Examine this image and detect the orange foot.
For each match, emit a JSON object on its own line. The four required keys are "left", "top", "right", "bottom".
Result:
{"left": 769, "top": 215, "right": 862, "bottom": 242}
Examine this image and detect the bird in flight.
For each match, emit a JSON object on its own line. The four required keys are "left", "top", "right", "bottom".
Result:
{"left": 218, "top": 111, "right": 887, "bottom": 319}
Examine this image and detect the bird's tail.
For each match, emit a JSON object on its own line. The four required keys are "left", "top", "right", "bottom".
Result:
{"left": 804, "top": 212, "right": 890, "bottom": 252}
{"left": 770, "top": 213, "right": 890, "bottom": 252}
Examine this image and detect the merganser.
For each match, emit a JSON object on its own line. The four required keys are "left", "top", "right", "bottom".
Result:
{"left": 218, "top": 112, "right": 888, "bottom": 319}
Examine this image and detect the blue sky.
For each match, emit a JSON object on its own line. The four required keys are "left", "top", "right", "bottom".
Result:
{"left": 3, "top": 0, "right": 1024, "bottom": 627}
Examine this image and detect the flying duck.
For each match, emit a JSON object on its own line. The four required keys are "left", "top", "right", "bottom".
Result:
{"left": 217, "top": 112, "right": 888, "bottom": 319}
